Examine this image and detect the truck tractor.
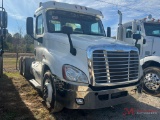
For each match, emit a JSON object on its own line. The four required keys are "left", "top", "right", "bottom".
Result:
{"left": 0, "top": 0, "right": 8, "bottom": 78}
{"left": 115, "top": 11, "right": 160, "bottom": 96}
{"left": 19, "top": 1, "right": 143, "bottom": 112}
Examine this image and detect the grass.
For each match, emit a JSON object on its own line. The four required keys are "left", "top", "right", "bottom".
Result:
{"left": 3, "top": 58, "right": 18, "bottom": 69}
{"left": 0, "top": 57, "right": 53, "bottom": 120}
{"left": 4, "top": 72, "right": 20, "bottom": 78}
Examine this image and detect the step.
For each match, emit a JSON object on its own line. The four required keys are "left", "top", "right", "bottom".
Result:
{"left": 29, "top": 79, "right": 41, "bottom": 89}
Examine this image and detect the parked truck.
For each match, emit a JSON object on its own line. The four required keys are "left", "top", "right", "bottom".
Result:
{"left": 116, "top": 11, "right": 160, "bottom": 96}
{"left": 19, "top": 1, "right": 143, "bottom": 112}
{"left": 0, "top": 0, "right": 8, "bottom": 78}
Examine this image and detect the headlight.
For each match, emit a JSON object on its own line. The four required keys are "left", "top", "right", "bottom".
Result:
{"left": 62, "top": 65, "right": 88, "bottom": 83}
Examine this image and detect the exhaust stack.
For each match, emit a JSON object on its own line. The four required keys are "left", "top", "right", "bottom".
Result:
{"left": 118, "top": 10, "right": 122, "bottom": 25}
{"left": 117, "top": 10, "right": 123, "bottom": 41}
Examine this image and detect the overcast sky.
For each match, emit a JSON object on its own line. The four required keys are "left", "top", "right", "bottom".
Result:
{"left": 1, "top": 0, "right": 160, "bottom": 36}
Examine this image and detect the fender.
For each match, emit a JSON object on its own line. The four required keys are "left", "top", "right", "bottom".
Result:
{"left": 41, "top": 47, "right": 89, "bottom": 88}
{"left": 140, "top": 56, "right": 160, "bottom": 69}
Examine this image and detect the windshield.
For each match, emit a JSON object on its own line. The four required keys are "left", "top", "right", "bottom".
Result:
{"left": 144, "top": 23, "right": 160, "bottom": 37}
{"left": 46, "top": 10, "right": 105, "bottom": 36}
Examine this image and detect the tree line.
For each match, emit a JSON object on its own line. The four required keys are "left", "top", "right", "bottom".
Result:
{"left": 3, "top": 33, "right": 34, "bottom": 53}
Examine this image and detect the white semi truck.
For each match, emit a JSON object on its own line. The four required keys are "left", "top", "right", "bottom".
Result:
{"left": 20, "top": 1, "right": 143, "bottom": 112}
{"left": 116, "top": 11, "right": 160, "bottom": 96}
{"left": 0, "top": 1, "right": 8, "bottom": 78}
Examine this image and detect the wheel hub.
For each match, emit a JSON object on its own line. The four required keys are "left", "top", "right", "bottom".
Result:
{"left": 43, "top": 79, "right": 53, "bottom": 108}
{"left": 144, "top": 73, "right": 160, "bottom": 91}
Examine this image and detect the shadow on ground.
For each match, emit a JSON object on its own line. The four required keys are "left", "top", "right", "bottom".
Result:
{"left": 0, "top": 74, "right": 36, "bottom": 120}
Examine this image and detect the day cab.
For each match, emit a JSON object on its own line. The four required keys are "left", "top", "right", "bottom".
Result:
{"left": 20, "top": 1, "right": 143, "bottom": 112}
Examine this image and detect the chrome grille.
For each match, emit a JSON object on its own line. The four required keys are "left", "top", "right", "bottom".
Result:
{"left": 93, "top": 50, "right": 139, "bottom": 83}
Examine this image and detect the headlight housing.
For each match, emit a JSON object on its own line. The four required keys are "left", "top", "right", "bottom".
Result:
{"left": 62, "top": 65, "right": 88, "bottom": 83}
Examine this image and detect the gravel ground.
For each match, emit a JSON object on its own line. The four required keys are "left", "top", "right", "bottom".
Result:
{"left": 49, "top": 93, "right": 160, "bottom": 120}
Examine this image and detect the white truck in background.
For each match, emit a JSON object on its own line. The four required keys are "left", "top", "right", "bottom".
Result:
{"left": 0, "top": 2, "right": 8, "bottom": 78}
{"left": 19, "top": 1, "right": 143, "bottom": 112}
{"left": 115, "top": 11, "right": 160, "bottom": 96}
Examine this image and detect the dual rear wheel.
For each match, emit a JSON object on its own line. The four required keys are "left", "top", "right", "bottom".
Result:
{"left": 19, "top": 57, "right": 34, "bottom": 79}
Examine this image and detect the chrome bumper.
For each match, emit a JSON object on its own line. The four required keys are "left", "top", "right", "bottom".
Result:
{"left": 56, "top": 80, "right": 142, "bottom": 109}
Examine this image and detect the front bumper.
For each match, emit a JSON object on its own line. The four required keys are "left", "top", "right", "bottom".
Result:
{"left": 56, "top": 80, "right": 142, "bottom": 109}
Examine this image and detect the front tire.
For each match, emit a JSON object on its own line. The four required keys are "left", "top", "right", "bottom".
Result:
{"left": 143, "top": 67, "right": 160, "bottom": 96}
{"left": 43, "top": 71, "right": 63, "bottom": 113}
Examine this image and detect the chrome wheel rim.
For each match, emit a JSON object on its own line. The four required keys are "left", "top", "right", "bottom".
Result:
{"left": 43, "top": 79, "right": 53, "bottom": 108}
{"left": 144, "top": 73, "right": 160, "bottom": 91}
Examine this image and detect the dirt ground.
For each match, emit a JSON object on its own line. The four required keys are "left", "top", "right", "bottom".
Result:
{"left": 0, "top": 57, "right": 160, "bottom": 120}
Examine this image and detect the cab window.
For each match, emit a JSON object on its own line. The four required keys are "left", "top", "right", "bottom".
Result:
{"left": 126, "top": 25, "right": 141, "bottom": 38}
{"left": 36, "top": 14, "right": 44, "bottom": 35}
{"left": 126, "top": 26, "right": 132, "bottom": 38}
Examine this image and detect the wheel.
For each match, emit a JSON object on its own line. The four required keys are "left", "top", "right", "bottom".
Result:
{"left": 22, "top": 57, "right": 34, "bottom": 79}
{"left": 19, "top": 57, "right": 23, "bottom": 75}
{"left": 43, "top": 71, "right": 63, "bottom": 113}
{"left": 0, "top": 56, "right": 3, "bottom": 78}
{"left": 143, "top": 67, "right": 160, "bottom": 96}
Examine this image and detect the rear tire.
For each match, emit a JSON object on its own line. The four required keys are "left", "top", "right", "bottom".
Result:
{"left": 19, "top": 57, "right": 23, "bottom": 75}
{"left": 22, "top": 57, "right": 34, "bottom": 79}
{"left": 43, "top": 71, "right": 63, "bottom": 113}
{"left": 143, "top": 67, "right": 160, "bottom": 96}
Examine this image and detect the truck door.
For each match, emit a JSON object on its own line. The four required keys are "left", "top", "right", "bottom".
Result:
{"left": 123, "top": 25, "right": 143, "bottom": 56}
{"left": 123, "top": 25, "right": 135, "bottom": 45}
{"left": 142, "top": 23, "right": 160, "bottom": 59}
{"left": 33, "top": 14, "right": 44, "bottom": 84}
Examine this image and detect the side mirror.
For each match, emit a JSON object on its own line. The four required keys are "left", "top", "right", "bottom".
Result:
{"left": 0, "top": 11, "right": 7, "bottom": 28}
{"left": 26, "top": 17, "right": 33, "bottom": 35}
{"left": 133, "top": 34, "right": 141, "bottom": 40}
{"left": 107, "top": 27, "right": 111, "bottom": 37}
{"left": 62, "top": 26, "right": 73, "bottom": 34}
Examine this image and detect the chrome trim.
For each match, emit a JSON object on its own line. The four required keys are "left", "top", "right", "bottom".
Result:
{"left": 128, "top": 51, "right": 130, "bottom": 81}
{"left": 87, "top": 44, "right": 140, "bottom": 86}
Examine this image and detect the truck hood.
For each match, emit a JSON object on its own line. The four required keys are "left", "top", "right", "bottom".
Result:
{"left": 71, "top": 34, "right": 130, "bottom": 50}
{"left": 46, "top": 33, "right": 131, "bottom": 50}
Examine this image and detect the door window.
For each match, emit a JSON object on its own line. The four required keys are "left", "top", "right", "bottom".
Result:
{"left": 126, "top": 25, "right": 141, "bottom": 38}
{"left": 126, "top": 26, "right": 132, "bottom": 38}
{"left": 36, "top": 14, "right": 44, "bottom": 35}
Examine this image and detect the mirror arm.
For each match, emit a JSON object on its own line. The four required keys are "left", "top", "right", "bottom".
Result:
{"left": 135, "top": 39, "right": 138, "bottom": 46}
{"left": 29, "top": 34, "right": 36, "bottom": 40}
{"left": 29, "top": 34, "right": 43, "bottom": 43}
{"left": 67, "top": 34, "right": 76, "bottom": 56}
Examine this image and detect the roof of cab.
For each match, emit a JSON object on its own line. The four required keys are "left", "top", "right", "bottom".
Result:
{"left": 35, "top": 1, "right": 103, "bottom": 18}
